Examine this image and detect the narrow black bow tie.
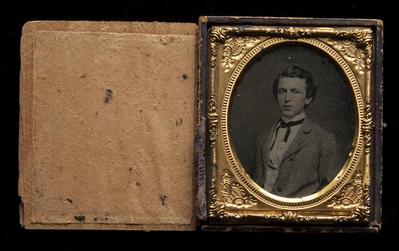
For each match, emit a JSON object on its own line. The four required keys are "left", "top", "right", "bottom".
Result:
{"left": 276, "top": 119, "right": 305, "bottom": 142}
{"left": 270, "top": 118, "right": 305, "bottom": 150}
{"left": 279, "top": 118, "right": 305, "bottom": 129}
{"left": 278, "top": 118, "right": 305, "bottom": 142}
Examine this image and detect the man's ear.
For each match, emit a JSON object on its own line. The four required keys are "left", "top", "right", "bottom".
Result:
{"left": 305, "top": 97, "right": 313, "bottom": 105}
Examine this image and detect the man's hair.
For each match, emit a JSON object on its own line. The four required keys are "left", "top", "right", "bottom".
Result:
{"left": 272, "top": 65, "right": 317, "bottom": 104}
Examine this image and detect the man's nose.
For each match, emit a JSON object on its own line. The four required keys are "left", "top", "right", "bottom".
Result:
{"left": 284, "top": 92, "right": 292, "bottom": 101}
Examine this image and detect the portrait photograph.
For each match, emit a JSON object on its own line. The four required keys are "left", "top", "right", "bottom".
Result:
{"left": 228, "top": 43, "right": 357, "bottom": 198}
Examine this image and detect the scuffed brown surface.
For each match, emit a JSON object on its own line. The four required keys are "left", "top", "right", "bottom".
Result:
{"left": 19, "top": 21, "right": 197, "bottom": 230}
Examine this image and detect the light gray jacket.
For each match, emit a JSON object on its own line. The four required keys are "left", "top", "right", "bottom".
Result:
{"left": 253, "top": 118, "right": 341, "bottom": 198}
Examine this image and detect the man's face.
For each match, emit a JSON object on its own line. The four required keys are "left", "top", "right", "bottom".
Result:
{"left": 277, "top": 77, "right": 312, "bottom": 119}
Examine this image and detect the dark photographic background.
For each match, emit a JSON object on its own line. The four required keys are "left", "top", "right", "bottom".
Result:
{"left": 1, "top": 0, "right": 398, "bottom": 250}
{"left": 230, "top": 44, "right": 355, "bottom": 179}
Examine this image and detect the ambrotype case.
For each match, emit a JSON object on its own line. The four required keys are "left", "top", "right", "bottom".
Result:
{"left": 196, "top": 17, "right": 383, "bottom": 232}
{"left": 19, "top": 17, "right": 383, "bottom": 232}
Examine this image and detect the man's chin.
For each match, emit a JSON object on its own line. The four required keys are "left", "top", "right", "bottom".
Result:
{"left": 281, "top": 112, "right": 295, "bottom": 118}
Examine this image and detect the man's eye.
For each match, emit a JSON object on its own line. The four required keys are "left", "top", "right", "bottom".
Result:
{"left": 278, "top": 89, "right": 286, "bottom": 94}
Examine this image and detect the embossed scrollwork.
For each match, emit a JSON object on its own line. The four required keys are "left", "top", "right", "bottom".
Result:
{"left": 362, "top": 100, "right": 373, "bottom": 154}
{"left": 263, "top": 211, "right": 314, "bottom": 223}
{"left": 328, "top": 171, "right": 371, "bottom": 222}
{"left": 209, "top": 27, "right": 373, "bottom": 74}
{"left": 336, "top": 29, "right": 373, "bottom": 66}
{"left": 207, "top": 25, "right": 375, "bottom": 224}
{"left": 222, "top": 36, "right": 259, "bottom": 72}
{"left": 221, "top": 170, "right": 257, "bottom": 208}
{"left": 261, "top": 27, "right": 316, "bottom": 39}
{"left": 208, "top": 177, "right": 226, "bottom": 218}
{"left": 209, "top": 27, "right": 243, "bottom": 68}
{"left": 326, "top": 29, "right": 373, "bottom": 74}
{"left": 208, "top": 95, "right": 218, "bottom": 148}
{"left": 326, "top": 39, "right": 367, "bottom": 74}
{"left": 328, "top": 170, "right": 364, "bottom": 209}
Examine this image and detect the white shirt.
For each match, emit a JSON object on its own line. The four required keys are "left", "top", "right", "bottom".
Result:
{"left": 264, "top": 113, "right": 306, "bottom": 192}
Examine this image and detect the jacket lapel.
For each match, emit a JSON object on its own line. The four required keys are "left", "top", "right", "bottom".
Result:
{"left": 282, "top": 118, "right": 313, "bottom": 160}
{"left": 261, "top": 122, "right": 278, "bottom": 165}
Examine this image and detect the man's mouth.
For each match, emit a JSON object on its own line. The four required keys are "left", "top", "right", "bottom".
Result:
{"left": 283, "top": 105, "right": 293, "bottom": 109}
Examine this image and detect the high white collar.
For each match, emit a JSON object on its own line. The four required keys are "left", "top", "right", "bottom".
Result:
{"left": 281, "top": 112, "right": 306, "bottom": 123}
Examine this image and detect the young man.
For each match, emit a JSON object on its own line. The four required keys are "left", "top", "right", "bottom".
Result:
{"left": 253, "top": 65, "right": 340, "bottom": 198}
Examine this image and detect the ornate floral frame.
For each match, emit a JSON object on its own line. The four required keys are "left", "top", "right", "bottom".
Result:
{"left": 196, "top": 17, "right": 383, "bottom": 231}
